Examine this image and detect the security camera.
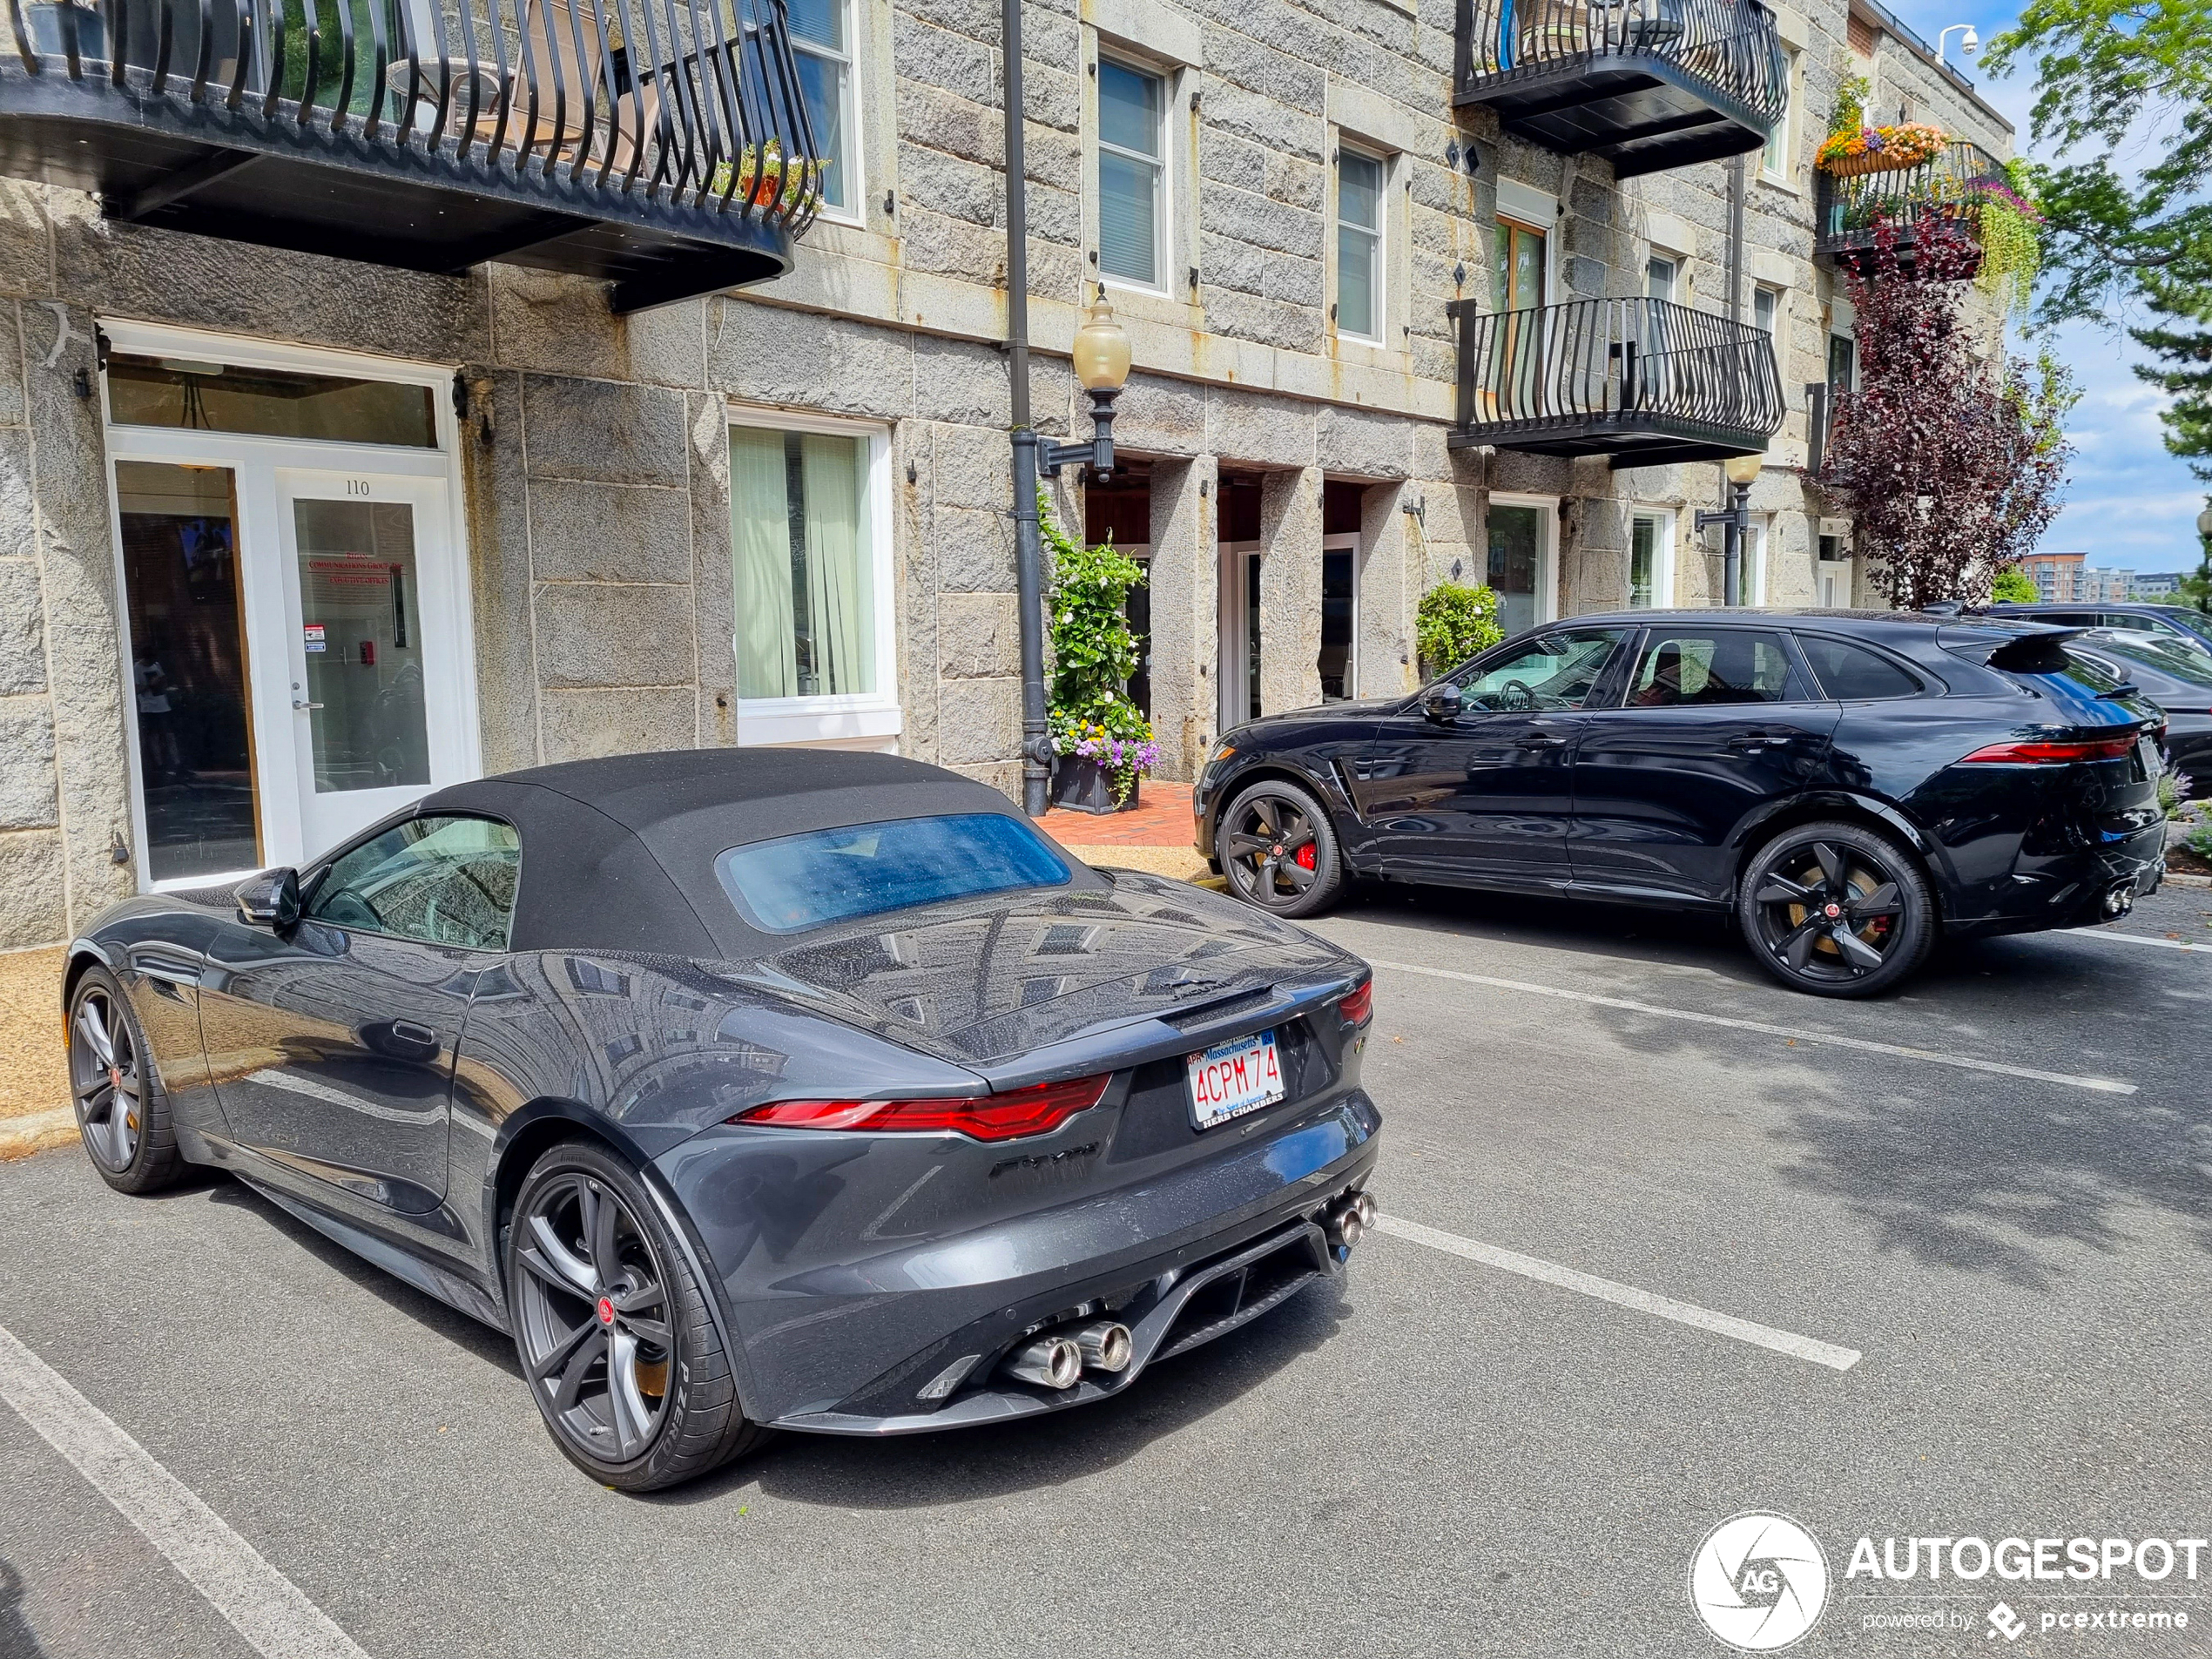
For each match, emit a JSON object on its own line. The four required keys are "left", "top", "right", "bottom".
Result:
{"left": 1961, "top": 25, "right": 1979, "bottom": 54}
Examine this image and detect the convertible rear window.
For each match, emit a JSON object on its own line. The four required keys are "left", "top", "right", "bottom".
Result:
{"left": 715, "top": 813, "right": 1074, "bottom": 934}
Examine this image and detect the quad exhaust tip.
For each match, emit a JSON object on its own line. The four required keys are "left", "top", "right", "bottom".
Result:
{"left": 1328, "top": 1188, "right": 1378, "bottom": 1251}
{"left": 1002, "top": 1335, "right": 1083, "bottom": 1390}
{"left": 1072, "top": 1318, "right": 1133, "bottom": 1374}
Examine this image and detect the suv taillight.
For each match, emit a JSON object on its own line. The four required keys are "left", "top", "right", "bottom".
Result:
{"left": 1961, "top": 737, "right": 2138, "bottom": 764}
{"left": 734, "top": 1074, "right": 1111, "bottom": 1143}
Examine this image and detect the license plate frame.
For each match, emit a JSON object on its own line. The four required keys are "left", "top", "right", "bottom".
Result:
{"left": 1186, "top": 1029, "right": 1285, "bottom": 1130}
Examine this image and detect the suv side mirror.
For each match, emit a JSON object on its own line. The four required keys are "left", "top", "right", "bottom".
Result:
{"left": 236, "top": 867, "right": 301, "bottom": 931}
{"left": 1423, "top": 684, "right": 1464, "bottom": 723}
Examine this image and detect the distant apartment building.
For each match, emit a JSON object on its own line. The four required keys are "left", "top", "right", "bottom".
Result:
{"left": 2131, "top": 573, "right": 2185, "bottom": 600}
{"left": 2019, "top": 553, "right": 2087, "bottom": 602}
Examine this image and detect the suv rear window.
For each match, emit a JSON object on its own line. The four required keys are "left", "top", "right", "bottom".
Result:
{"left": 1797, "top": 636, "right": 1921, "bottom": 700}
{"left": 715, "top": 813, "right": 1073, "bottom": 934}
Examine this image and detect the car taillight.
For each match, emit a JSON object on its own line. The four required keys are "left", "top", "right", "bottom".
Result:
{"left": 1960, "top": 736, "right": 2139, "bottom": 764}
{"left": 1339, "top": 980, "right": 1373, "bottom": 1028}
{"left": 732, "top": 1074, "right": 1111, "bottom": 1143}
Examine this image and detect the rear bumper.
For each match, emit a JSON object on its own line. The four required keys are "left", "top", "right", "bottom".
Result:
{"left": 653, "top": 1088, "right": 1381, "bottom": 1429}
{"left": 1947, "top": 819, "right": 2168, "bottom": 938}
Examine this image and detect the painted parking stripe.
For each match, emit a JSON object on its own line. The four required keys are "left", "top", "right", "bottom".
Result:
{"left": 2064, "top": 927, "right": 2212, "bottom": 955}
{"left": 1373, "top": 1214, "right": 1863, "bottom": 1372}
{"left": 0, "top": 1324, "right": 372, "bottom": 1659}
{"left": 1366, "top": 958, "right": 2137, "bottom": 1096}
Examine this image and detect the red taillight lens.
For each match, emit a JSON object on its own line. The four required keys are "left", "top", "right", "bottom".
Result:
{"left": 733, "top": 1073, "right": 1111, "bottom": 1143}
{"left": 1960, "top": 736, "right": 2138, "bottom": 765}
{"left": 1339, "top": 980, "right": 1373, "bottom": 1028}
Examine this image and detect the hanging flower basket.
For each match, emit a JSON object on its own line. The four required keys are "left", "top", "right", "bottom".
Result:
{"left": 1817, "top": 123, "right": 1949, "bottom": 176}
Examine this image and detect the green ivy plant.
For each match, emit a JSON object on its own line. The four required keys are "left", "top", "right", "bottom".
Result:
{"left": 1414, "top": 582, "right": 1504, "bottom": 678}
{"left": 1041, "top": 489, "right": 1158, "bottom": 806}
{"left": 1973, "top": 158, "right": 2045, "bottom": 315}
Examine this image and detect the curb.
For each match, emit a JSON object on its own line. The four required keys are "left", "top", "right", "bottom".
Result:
{"left": 0, "top": 1105, "right": 76, "bottom": 1162}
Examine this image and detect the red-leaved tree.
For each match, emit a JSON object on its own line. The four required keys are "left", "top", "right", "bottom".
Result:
{"left": 1817, "top": 216, "right": 2075, "bottom": 610}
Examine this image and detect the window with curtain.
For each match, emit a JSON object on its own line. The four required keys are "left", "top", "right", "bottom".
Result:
{"left": 788, "top": 0, "right": 854, "bottom": 212}
{"left": 731, "top": 425, "right": 876, "bottom": 701}
{"left": 1337, "top": 148, "right": 1383, "bottom": 341}
{"left": 1098, "top": 58, "right": 1165, "bottom": 288}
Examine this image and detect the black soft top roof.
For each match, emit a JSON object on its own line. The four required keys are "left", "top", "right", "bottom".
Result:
{"left": 409, "top": 748, "right": 1096, "bottom": 957}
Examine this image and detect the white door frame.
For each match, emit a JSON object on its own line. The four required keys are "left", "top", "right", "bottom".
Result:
{"left": 1217, "top": 539, "right": 1262, "bottom": 731}
{"left": 1484, "top": 492, "right": 1560, "bottom": 631}
{"left": 1628, "top": 506, "right": 1676, "bottom": 609}
{"left": 98, "top": 320, "right": 477, "bottom": 889}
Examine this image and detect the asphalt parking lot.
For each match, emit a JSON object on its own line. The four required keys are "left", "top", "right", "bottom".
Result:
{"left": 2, "top": 885, "right": 2208, "bottom": 1658}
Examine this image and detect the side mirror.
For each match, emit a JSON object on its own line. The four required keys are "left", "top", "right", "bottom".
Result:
{"left": 235, "top": 867, "right": 301, "bottom": 931}
{"left": 1423, "top": 684, "right": 1464, "bottom": 724}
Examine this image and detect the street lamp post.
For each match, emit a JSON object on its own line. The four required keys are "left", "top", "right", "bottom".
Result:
{"left": 2195, "top": 502, "right": 2212, "bottom": 617}
{"left": 1697, "top": 451, "right": 1765, "bottom": 606}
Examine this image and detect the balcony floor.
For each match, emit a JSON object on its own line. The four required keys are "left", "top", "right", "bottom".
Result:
{"left": 1455, "top": 57, "right": 1770, "bottom": 177}
{"left": 1447, "top": 413, "right": 1769, "bottom": 469}
{"left": 1816, "top": 226, "right": 1986, "bottom": 280}
{"left": 0, "top": 79, "right": 793, "bottom": 312}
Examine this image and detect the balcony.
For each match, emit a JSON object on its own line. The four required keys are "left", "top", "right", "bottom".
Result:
{"left": 0, "top": 0, "right": 820, "bottom": 313}
{"left": 1816, "top": 140, "right": 2007, "bottom": 277}
{"left": 1454, "top": 0, "right": 1786, "bottom": 178}
{"left": 1448, "top": 296, "right": 1784, "bottom": 467}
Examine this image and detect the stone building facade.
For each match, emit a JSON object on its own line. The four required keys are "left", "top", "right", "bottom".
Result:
{"left": 0, "top": 0, "right": 2013, "bottom": 947}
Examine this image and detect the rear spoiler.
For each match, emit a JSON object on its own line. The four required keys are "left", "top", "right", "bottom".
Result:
{"left": 1938, "top": 624, "right": 2085, "bottom": 673}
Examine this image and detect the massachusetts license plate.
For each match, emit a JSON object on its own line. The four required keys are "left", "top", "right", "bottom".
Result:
{"left": 1187, "top": 1030, "right": 1285, "bottom": 1130}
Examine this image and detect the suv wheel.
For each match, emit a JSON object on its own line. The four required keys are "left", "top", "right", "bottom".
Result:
{"left": 1738, "top": 820, "right": 1936, "bottom": 998}
{"left": 1217, "top": 779, "right": 1345, "bottom": 918}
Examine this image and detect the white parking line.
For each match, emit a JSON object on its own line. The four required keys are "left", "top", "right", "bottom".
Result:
{"left": 1373, "top": 1214, "right": 1863, "bottom": 1372}
{"left": 1366, "top": 957, "right": 2137, "bottom": 1096}
{"left": 2066, "top": 927, "right": 2212, "bottom": 955}
{"left": 0, "top": 1323, "right": 372, "bottom": 1659}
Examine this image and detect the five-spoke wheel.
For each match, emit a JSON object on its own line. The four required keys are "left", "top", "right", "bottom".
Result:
{"left": 507, "top": 1142, "right": 762, "bottom": 1490}
{"left": 1218, "top": 779, "right": 1344, "bottom": 918}
{"left": 1739, "top": 821, "right": 1934, "bottom": 998}
{"left": 68, "top": 968, "right": 179, "bottom": 1193}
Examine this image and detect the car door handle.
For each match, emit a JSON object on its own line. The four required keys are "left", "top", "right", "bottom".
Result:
{"left": 390, "top": 1020, "right": 438, "bottom": 1048}
{"left": 1514, "top": 732, "right": 1571, "bottom": 747}
{"left": 1727, "top": 732, "right": 1780, "bottom": 748}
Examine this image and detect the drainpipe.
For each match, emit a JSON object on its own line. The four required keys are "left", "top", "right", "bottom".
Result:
{"left": 1003, "top": 0, "right": 1049, "bottom": 818}
{"left": 1722, "top": 153, "right": 1747, "bottom": 606}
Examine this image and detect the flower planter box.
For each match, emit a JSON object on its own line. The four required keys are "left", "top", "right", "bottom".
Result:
{"left": 1049, "top": 755, "right": 1141, "bottom": 814}
{"left": 1822, "top": 152, "right": 1919, "bottom": 177}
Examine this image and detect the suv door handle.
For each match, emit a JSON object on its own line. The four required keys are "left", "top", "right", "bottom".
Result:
{"left": 1514, "top": 732, "right": 1571, "bottom": 747}
{"left": 1727, "top": 732, "right": 1778, "bottom": 748}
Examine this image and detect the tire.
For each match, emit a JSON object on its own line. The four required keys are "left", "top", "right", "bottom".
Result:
{"left": 1737, "top": 819, "right": 1937, "bottom": 998}
{"left": 67, "top": 967, "right": 183, "bottom": 1194}
{"left": 506, "top": 1140, "right": 766, "bottom": 1492}
{"left": 1217, "top": 779, "right": 1346, "bottom": 919}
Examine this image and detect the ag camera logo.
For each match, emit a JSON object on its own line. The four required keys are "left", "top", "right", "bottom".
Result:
{"left": 1690, "top": 1513, "right": 1831, "bottom": 1650}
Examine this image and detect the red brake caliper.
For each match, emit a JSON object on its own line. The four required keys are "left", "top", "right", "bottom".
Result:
{"left": 1295, "top": 844, "right": 1317, "bottom": 871}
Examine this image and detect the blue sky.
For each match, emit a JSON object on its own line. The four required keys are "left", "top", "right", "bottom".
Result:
{"left": 1884, "top": 0, "right": 2208, "bottom": 575}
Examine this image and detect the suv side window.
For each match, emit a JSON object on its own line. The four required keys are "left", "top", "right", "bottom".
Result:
{"left": 1453, "top": 630, "right": 1634, "bottom": 711}
{"left": 1628, "top": 630, "right": 1806, "bottom": 707}
{"left": 305, "top": 815, "right": 522, "bottom": 951}
{"left": 1795, "top": 634, "right": 1923, "bottom": 700}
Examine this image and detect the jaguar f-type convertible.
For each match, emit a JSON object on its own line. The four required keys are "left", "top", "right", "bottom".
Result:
{"left": 64, "top": 749, "right": 1380, "bottom": 1490}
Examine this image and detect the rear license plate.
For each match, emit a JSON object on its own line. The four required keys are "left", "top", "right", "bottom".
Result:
{"left": 2141, "top": 736, "right": 2161, "bottom": 779}
{"left": 1187, "top": 1030, "right": 1285, "bottom": 1130}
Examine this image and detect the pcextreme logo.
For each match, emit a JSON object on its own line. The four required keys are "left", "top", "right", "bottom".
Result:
{"left": 1690, "top": 1513, "right": 1832, "bottom": 1651}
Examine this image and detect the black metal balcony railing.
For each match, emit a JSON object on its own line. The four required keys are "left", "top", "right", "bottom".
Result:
{"left": 1448, "top": 296, "right": 1784, "bottom": 467}
{"left": 1455, "top": 0, "right": 1786, "bottom": 178}
{"left": 1815, "top": 139, "right": 2007, "bottom": 275}
{"left": 0, "top": 0, "right": 819, "bottom": 311}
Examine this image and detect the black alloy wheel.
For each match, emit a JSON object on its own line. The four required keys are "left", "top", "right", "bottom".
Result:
{"left": 68, "top": 968, "right": 180, "bottom": 1194}
{"left": 507, "top": 1142, "right": 763, "bottom": 1491}
{"left": 1218, "top": 779, "right": 1345, "bottom": 918}
{"left": 1739, "top": 820, "right": 1935, "bottom": 998}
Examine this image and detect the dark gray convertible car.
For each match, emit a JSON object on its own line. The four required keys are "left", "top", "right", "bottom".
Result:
{"left": 63, "top": 749, "right": 1379, "bottom": 1490}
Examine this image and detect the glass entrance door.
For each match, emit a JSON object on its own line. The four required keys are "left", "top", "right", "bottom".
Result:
{"left": 1487, "top": 503, "right": 1548, "bottom": 636}
{"left": 274, "top": 471, "right": 465, "bottom": 860}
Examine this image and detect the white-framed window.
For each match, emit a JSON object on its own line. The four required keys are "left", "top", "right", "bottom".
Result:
{"left": 1486, "top": 494, "right": 1559, "bottom": 635}
{"left": 728, "top": 408, "right": 900, "bottom": 746}
{"left": 787, "top": 0, "right": 859, "bottom": 219}
{"left": 1763, "top": 48, "right": 1798, "bottom": 179}
{"left": 1753, "top": 286, "right": 1778, "bottom": 334}
{"left": 1629, "top": 509, "right": 1675, "bottom": 608}
{"left": 1097, "top": 57, "right": 1168, "bottom": 292}
{"left": 1745, "top": 514, "right": 1770, "bottom": 606}
{"left": 1335, "top": 145, "right": 1385, "bottom": 343}
{"left": 1646, "top": 256, "right": 1677, "bottom": 301}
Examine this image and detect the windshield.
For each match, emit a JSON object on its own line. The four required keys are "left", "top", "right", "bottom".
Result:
{"left": 715, "top": 813, "right": 1074, "bottom": 934}
{"left": 2155, "top": 607, "right": 2212, "bottom": 646}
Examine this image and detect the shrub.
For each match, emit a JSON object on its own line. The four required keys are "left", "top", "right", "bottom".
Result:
{"left": 1991, "top": 564, "right": 2040, "bottom": 604}
{"left": 1415, "top": 582, "right": 1504, "bottom": 678}
{"left": 1041, "top": 489, "right": 1157, "bottom": 806}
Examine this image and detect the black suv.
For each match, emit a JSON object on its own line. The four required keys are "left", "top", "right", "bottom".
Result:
{"left": 1987, "top": 601, "right": 2212, "bottom": 664}
{"left": 1195, "top": 611, "right": 2168, "bottom": 997}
